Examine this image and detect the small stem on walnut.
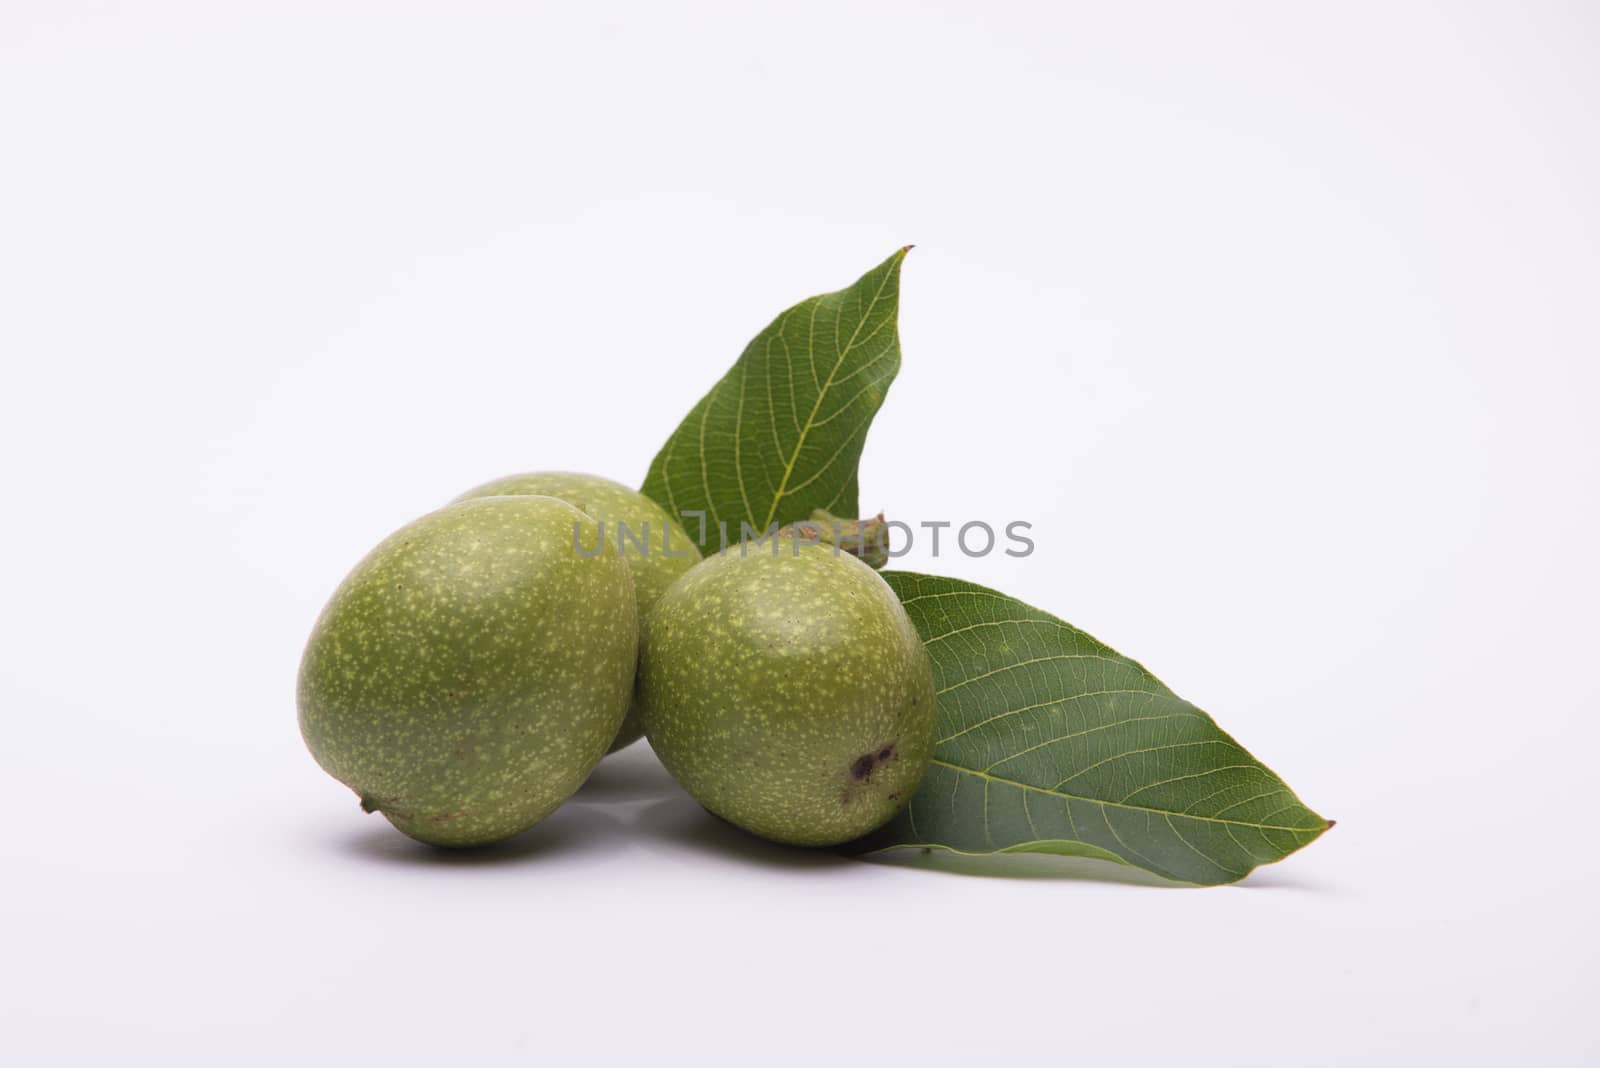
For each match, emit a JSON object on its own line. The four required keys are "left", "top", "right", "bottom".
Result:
{"left": 776, "top": 509, "right": 891, "bottom": 569}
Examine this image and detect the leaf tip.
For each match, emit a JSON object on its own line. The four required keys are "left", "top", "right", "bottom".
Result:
{"left": 1325, "top": 819, "right": 1337, "bottom": 831}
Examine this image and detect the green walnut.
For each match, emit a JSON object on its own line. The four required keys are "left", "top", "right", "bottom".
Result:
{"left": 298, "top": 495, "right": 638, "bottom": 846}
{"left": 639, "top": 535, "right": 936, "bottom": 846}
{"left": 454, "top": 471, "right": 702, "bottom": 751}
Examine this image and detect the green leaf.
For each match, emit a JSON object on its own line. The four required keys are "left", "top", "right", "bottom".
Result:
{"left": 641, "top": 249, "right": 908, "bottom": 538}
{"left": 859, "top": 572, "right": 1333, "bottom": 886}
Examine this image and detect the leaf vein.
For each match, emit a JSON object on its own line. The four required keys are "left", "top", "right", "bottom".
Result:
{"left": 928, "top": 759, "right": 1315, "bottom": 832}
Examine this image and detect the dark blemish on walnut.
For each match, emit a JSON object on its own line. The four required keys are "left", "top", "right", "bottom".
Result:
{"left": 878, "top": 745, "right": 894, "bottom": 761}
{"left": 850, "top": 753, "right": 876, "bottom": 780}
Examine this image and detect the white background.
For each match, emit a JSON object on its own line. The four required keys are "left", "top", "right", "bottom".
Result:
{"left": 3, "top": 2, "right": 1596, "bottom": 1064}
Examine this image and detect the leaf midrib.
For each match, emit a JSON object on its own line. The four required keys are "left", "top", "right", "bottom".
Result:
{"left": 759, "top": 264, "right": 897, "bottom": 530}
{"left": 928, "top": 759, "right": 1321, "bottom": 834}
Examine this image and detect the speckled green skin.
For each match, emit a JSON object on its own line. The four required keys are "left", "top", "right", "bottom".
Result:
{"left": 639, "top": 539, "right": 936, "bottom": 847}
{"left": 298, "top": 496, "right": 638, "bottom": 846}
{"left": 454, "top": 472, "right": 701, "bottom": 751}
